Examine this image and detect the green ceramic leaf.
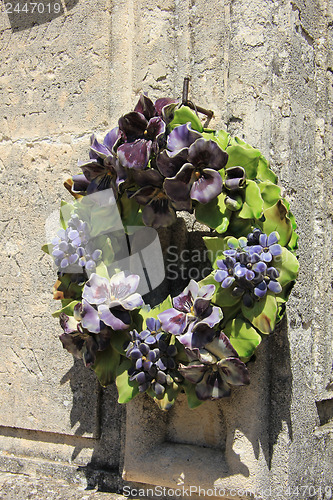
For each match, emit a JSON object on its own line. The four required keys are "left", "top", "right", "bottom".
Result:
{"left": 257, "top": 156, "right": 277, "bottom": 183}
{"left": 241, "top": 293, "right": 278, "bottom": 334}
{"left": 183, "top": 380, "right": 203, "bottom": 409}
{"left": 151, "top": 383, "right": 181, "bottom": 411}
{"left": 274, "top": 247, "right": 299, "bottom": 287}
{"left": 202, "top": 237, "right": 228, "bottom": 268}
{"left": 260, "top": 200, "right": 292, "bottom": 246}
{"left": 60, "top": 200, "right": 74, "bottom": 229}
{"left": 202, "top": 129, "right": 230, "bottom": 151}
{"left": 223, "top": 317, "right": 262, "bottom": 362}
{"left": 225, "top": 138, "right": 261, "bottom": 179}
{"left": 226, "top": 215, "right": 253, "bottom": 239}
{"left": 195, "top": 194, "right": 231, "bottom": 233}
{"left": 41, "top": 243, "right": 52, "bottom": 255}
{"left": 214, "top": 285, "right": 242, "bottom": 308}
{"left": 89, "top": 203, "right": 122, "bottom": 238}
{"left": 168, "top": 106, "right": 203, "bottom": 132}
{"left": 220, "top": 302, "right": 242, "bottom": 328}
{"left": 258, "top": 181, "right": 281, "bottom": 209}
{"left": 110, "top": 330, "right": 131, "bottom": 356}
{"left": 116, "top": 359, "right": 139, "bottom": 404}
{"left": 94, "top": 235, "right": 115, "bottom": 266}
{"left": 93, "top": 345, "right": 120, "bottom": 387}
{"left": 287, "top": 211, "right": 299, "bottom": 252}
{"left": 225, "top": 194, "right": 243, "bottom": 212}
{"left": 95, "top": 262, "right": 110, "bottom": 279}
{"left": 119, "top": 194, "right": 144, "bottom": 232}
{"left": 138, "top": 295, "right": 173, "bottom": 328}
{"left": 238, "top": 180, "right": 264, "bottom": 219}
{"left": 52, "top": 300, "right": 80, "bottom": 318}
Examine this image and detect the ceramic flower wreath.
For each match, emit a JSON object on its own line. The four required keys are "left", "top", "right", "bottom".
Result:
{"left": 43, "top": 91, "right": 299, "bottom": 410}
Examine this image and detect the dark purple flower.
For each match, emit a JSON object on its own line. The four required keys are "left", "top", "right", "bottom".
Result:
{"left": 131, "top": 169, "right": 190, "bottom": 228}
{"left": 59, "top": 309, "right": 113, "bottom": 367}
{"left": 178, "top": 332, "right": 250, "bottom": 400}
{"left": 73, "top": 127, "right": 126, "bottom": 195}
{"left": 158, "top": 280, "right": 222, "bottom": 349}
{"left": 164, "top": 137, "right": 228, "bottom": 205}
{"left": 117, "top": 95, "right": 177, "bottom": 170}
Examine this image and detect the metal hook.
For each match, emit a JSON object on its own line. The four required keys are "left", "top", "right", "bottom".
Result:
{"left": 181, "top": 77, "right": 214, "bottom": 127}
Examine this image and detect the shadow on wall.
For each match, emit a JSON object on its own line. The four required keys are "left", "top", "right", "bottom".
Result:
{"left": 60, "top": 224, "right": 293, "bottom": 492}
{"left": 268, "top": 315, "right": 293, "bottom": 468}
{"left": 61, "top": 358, "right": 125, "bottom": 491}
{"left": 1, "top": 0, "right": 79, "bottom": 31}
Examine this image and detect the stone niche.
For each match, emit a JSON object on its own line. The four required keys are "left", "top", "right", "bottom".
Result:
{"left": 122, "top": 335, "right": 271, "bottom": 500}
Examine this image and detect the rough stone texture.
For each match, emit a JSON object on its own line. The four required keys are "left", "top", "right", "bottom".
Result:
{"left": 0, "top": 0, "right": 333, "bottom": 499}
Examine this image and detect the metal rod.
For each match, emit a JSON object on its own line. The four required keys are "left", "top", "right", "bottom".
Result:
{"left": 182, "top": 77, "right": 191, "bottom": 104}
{"left": 181, "top": 77, "right": 214, "bottom": 127}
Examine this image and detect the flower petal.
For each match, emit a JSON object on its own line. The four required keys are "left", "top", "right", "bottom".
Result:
{"left": 167, "top": 123, "right": 202, "bottom": 153}
{"left": 205, "top": 331, "right": 239, "bottom": 359}
{"left": 218, "top": 358, "right": 250, "bottom": 386}
{"left": 183, "top": 322, "right": 216, "bottom": 349}
{"left": 81, "top": 299, "right": 101, "bottom": 333}
{"left": 109, "top": 272, "right": 140, "bottom": 299}
{"left": 98, "top": 304, "right": 129, "bottom": 330}
{"left": 158, "top": 308, "right": 188, "bottom": 335}
{"left": 173, "top": 279, "right": 199, "bottom": 312}
{"left": 117, "top": 139, "right": 151, "bottom": 169}
{"left": 178, "top": 362, "right": 207, "bottom": 384}
{"left": 198, "top": 284, "right": 215, "bottom": 300}
{"left": 268, "top": 280, "right": 282, "bottom": 293}
{"left": 82, "top": 274, "right": 111, "bottom": 305}
{"left": 118, "top": 111, "right": 148, "bottom": 139}
{"left": 195, "top": 371, "right": 231, "bottom": 400}
{"left": 270, "top": 244, "right": 282, "bottom": 257}
{"left": 199, "top": 305, "right": 223, "bottom": 328}
{"left": 157, "top": 148, "right": 188, "bottom": 178}
{"left": 146, "top": 117, "right": 165, "bottom": 140}
{"left": 190, "top": 168, "right": 223, "bottom": 204}
{"left": 134, "top": 95, "right": 156, "bottom": 120}
{"left": 103, "top": 127, "right": 120, "bottom": 152}
{"left": 154, "top": 97, "right": 178, "bottom": 116}
{"left": 142, "top": 202, "right": 177, "bottom": 229}
{"left": 188, "top": 138, "right": 228, "bottom": 171}
{"left": 120, "top": 292, "right": 144, "bottom": 310}
{"left": 163, "top": 163, "right": 194, "bottom": 202}
{"left": 215, "top": 269, "right": 228, "bottom": 282}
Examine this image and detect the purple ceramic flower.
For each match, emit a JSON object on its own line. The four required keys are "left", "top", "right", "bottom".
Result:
{"left": 72, "top": 127, "right": 126, "bottom": 195}
{"left": 81, "top": 272, "right": 143, "bottom": 332}
{"left": 131, "top": 169, "right": 190, "bottom": 228}
{"left": 117, "top": 95, "right": 177, "bottom": 170}
{"left": 158, "top": 280, "right": 222, "bottom": 349}
{"left": 163, "top": 136, "right": 228, "bottom": 205}
{"left": 179, "top": 332, "right": 250, "bottom": 400}
{"left": 254, "top": 231, "right": 283, "bottom": 263}
{"left": 214, "top": 231, "right": 283, "bottom": 307}
{"left": 59, "top": 309, "right": 113, "bottom": 367}
{"left": 125, "top": 318, "right": 178, "bottom": 395}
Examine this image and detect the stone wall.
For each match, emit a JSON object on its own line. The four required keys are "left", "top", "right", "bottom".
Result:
{"left": 0, "top": 0, "right": 332, "bottom": 499}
